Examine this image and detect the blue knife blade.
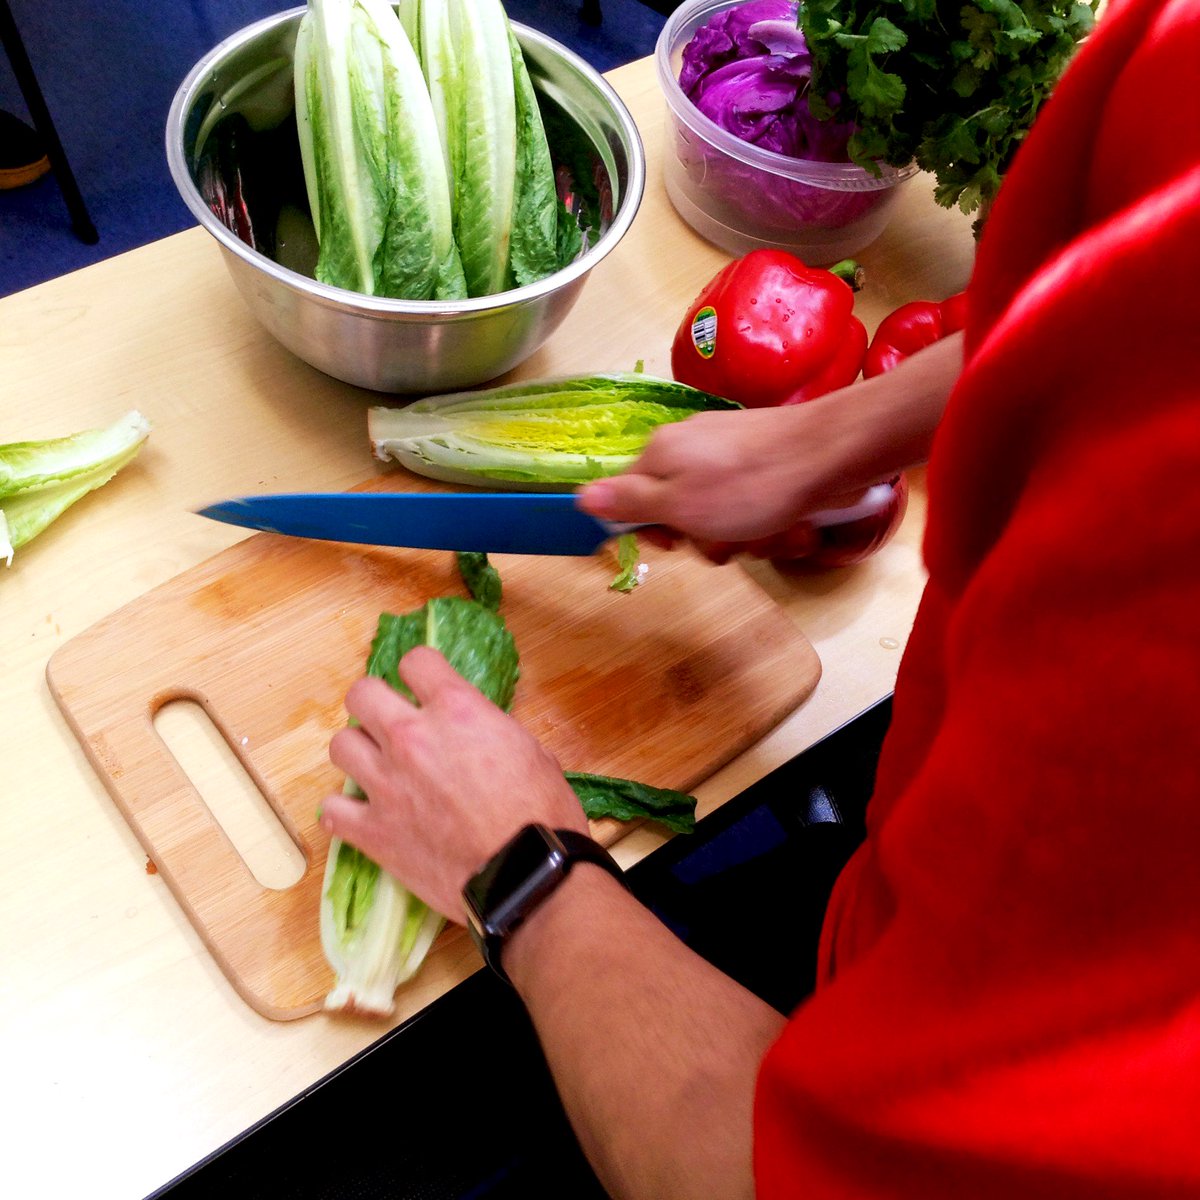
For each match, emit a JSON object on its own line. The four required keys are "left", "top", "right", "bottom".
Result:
{"left": 195, "top": 491, "right": 625, "bottom": 556}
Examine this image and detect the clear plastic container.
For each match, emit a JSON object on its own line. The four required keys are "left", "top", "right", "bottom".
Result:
{"left": 655, "top": 0, "right": 918, "bottom": 263}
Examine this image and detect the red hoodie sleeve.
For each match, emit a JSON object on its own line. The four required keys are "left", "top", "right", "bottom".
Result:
{"left": 755, "top": 1, "right": 1200, "bottom": 1195}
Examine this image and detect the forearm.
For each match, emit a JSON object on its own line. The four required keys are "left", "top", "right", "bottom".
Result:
{"left": 505, "top": 866, "right": 787, "bottom": 1200}
{"left": 811, "top": 329, "right": 963, "bottom": 491}
{"left": 579, "top": 332, "right": 962, "bottom": 544}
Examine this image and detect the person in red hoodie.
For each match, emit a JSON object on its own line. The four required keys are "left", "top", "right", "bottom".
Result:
{"left": 320, "top": 0, "right": 1200, "bottom": 1194}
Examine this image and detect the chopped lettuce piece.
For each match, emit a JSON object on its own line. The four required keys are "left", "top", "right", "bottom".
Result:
{"left": 609, "top": 532, "right": 644, "bottom": 593}
{"left": 456, "top": 550, "right": 503, "bottom": 611}
{"left": 1, "top": 410, "right": 150, "bottom": 566}
{"left": 566, "top": 772, "right": 697, "bottom": 835}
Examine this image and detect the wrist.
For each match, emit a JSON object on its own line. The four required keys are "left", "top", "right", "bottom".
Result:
{"left": 503, "top": 861, "right": 628, "bottom": 990}
{"left": 462, "top": 824, "right": 626, "bottom": 985}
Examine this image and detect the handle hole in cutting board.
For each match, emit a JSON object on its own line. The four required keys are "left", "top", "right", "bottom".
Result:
{"left": 154, "top": 699, "right": 306, "bottom": 890}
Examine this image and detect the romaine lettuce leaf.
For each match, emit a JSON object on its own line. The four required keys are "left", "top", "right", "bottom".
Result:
{"left": 296, "top": 0, "right": 464, "bottom": 299}
{"left": 421, "top": 0, "right": 516, "bottom": 298}
{"left": 320, "top": 590, "right": 518, "bottom": 1015}
{"left": 506, "top": 20, "right": 561, "bottom": 288}
{"left": 366, "top": 597, "right": 520, "bottom": 708}
{"left": 1, "top": 410, "right": 150, "bottom": 566}
{"left": 566, "top": 772, "right": 697, "bottom": 835}
{"left": 609, "top": 532, "right": 644, "bottom": 593}
{"left": 368, "top": 373, "right": 741, "bottom": 489}
{"left": 456, "top": 550, "right": 503, "bottom": 611}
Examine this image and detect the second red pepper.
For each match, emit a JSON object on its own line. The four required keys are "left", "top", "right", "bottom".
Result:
{"left": 671, "top": 250, "right": 867, "bottom": 408}
{"left": 863, "top": 291, "right": 967, "bottom": 378}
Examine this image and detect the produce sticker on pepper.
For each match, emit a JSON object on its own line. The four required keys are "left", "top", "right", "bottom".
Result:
{"left": 671, "top": 251, "right": 867, "bottom": 407}
{"left": 688, "top": 305, "right": 718, "bottom": 358}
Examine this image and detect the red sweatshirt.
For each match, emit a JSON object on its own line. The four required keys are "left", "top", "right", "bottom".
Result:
{"left": 755, "top": 0, "right": 1200, "bottom": 1194}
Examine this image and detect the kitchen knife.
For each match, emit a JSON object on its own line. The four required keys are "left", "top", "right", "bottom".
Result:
{"left": 196, "top": 491, "right": 629, "bottom": 556}
{"left": 196, "top": 483, "right": 898, "bottom": 557}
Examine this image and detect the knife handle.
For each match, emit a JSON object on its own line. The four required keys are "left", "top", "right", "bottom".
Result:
{"left": 599, "top": 485, "right": 892, "bottom": 542}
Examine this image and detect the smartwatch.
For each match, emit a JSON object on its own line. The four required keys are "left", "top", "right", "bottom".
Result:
{"left": 463, "top": 823, "right": 626, "bottom": 984}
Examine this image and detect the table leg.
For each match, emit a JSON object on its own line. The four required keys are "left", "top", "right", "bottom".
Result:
{"left": 0, "top": 0, "right": 99, "bottom": 244}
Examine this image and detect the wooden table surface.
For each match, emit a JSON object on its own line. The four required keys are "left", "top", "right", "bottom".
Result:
{"left": 0, "top": 55, "right": 975, "bottom": 1198}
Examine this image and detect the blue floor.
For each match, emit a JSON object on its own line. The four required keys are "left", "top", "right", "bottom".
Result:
{"left": 0, "top": 0, "right": 666, "bottom": 299}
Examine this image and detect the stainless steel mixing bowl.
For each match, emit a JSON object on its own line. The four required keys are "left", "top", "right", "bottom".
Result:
{"left": 166, "top": 8, "right": 645, "bottom": 394}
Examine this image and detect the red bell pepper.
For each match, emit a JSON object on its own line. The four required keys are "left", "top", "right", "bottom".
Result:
{"left": 862, "top": 291, "right": 967, "bottom": 378}
{"left": 671, "top": 250, "right": 867, "bottom": 408}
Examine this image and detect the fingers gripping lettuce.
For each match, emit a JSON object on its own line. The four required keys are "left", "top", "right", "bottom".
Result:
{"left": 320, "top": 554, "right": 697, "bottom": 1016}
{"left": 320, "top": 594, "right": 520, "bottom": 1016}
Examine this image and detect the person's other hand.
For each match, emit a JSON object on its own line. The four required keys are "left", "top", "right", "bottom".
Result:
{"left": 578, "top": 403, "right": 874, "bottom": 562}
{"left": 578, "top": 334, "right": 963, "bottom": 561}
{"left": 319, "top": 646, "right": 587, "bottom": 922}
{"left": 578, "top": 406, "right": 836, "bottom": 545}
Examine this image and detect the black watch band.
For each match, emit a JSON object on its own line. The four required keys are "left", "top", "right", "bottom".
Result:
{"left": 462, "top": 823, "right": 626, "bottom": 985}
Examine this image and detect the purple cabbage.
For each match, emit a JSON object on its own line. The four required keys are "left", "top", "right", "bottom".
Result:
{"left": 675, "top": 0, "right": 881, "bottom": 231}
{"left": 679, "top": 0, "right": 807, "bottom": 93}
{"left": 680, "top": 0, "right": 853, "bottom": 162}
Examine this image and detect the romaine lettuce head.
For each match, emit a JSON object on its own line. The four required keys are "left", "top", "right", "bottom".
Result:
{"left": 295, "top": 0, "right": 464, "bottom": 299}
{"left": 368, "top": 373, "right": 740, "bottom": 489}
{"left": 320, "top": 594, "right": 520, "bottom": 1016}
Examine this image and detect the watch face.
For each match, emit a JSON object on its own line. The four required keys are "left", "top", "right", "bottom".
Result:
{"left": 463, "top": 825, "right": 624, "bottom": 982}
{"left": 466, "top": 825, "right": 568, "bottom": 941}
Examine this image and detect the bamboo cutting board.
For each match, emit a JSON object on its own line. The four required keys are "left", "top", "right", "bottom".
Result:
{"left": 46, "top": 490, "right": 820, "bottom": 1020}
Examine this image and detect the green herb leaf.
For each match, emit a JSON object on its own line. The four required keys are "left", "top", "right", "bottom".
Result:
{"left": 801, "top": 0, "right": 1098, "bottom": 216}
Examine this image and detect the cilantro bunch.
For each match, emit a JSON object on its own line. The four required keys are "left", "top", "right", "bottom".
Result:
{"left": 801, "top": 0, "right": 1098, "bottom": 219}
